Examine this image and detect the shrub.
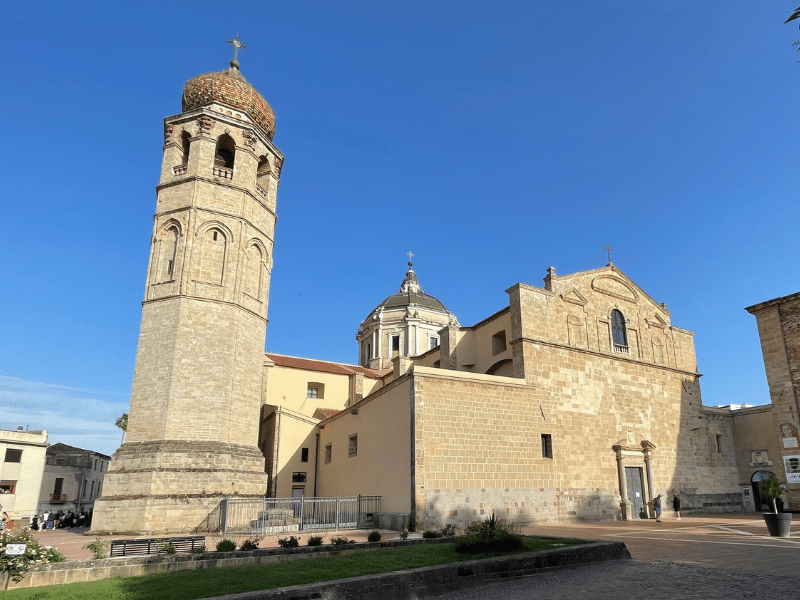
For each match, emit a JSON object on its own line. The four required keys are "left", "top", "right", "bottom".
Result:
{"left": 277, "top": 536, "right": 299, "bottom": 548}
{"left": 367, "top": 530, "right": 381, "bottom": 542}
{"left": 330, "top": 536, "right": 354, "bottom": 546}
{"left": 215, "top": 539, "right": 236, "bottom": 552}
{"left": 239, "top": 537, "right": 261, "bottom": 551}
{"left": 307, "top": 535, "right": 324, "bottom": 546}
{"left": 1, "top": 528, "right": 66, "bottom": 582}
{"left": 399, "top": 529, "right": 409, "bottom": 540}
{"left": 83, "top": 538, "right": 109, "bottom": 559}
{"left": 422, "top": 530, "right": 442, "bottom": 539}
{"left": 441, "top": 524, "right": 457, "bottom": 537}
{"left": 154, "top": 540, "right": 177, "bottom": 555}
{"left": 455, "top": 513, "right": 525, "bottom": 554}
{"left": 190, "top": 545, "right": 206, "bottom": 554}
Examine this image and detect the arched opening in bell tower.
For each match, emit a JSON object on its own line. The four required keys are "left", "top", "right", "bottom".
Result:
{"left": 213, "top": 134, "right": 236, "bottom": 178}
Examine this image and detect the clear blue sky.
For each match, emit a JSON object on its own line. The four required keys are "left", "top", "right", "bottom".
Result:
{"left": 1, "top": 1, "right": 798, "bottom": 457}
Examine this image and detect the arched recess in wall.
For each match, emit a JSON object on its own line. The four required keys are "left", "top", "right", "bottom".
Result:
{"left": 567, "top": 314, "right": 585, "bottom": 348}
{"left": 244, "top": 238, "right": 269, "bottom": 301}
{"left": 652, "top": 335, "right": 666, "bottom": 365}
{"left": 195, "top": 221, "right": 233, "bottom": 286}
{"left": 155, "top": 219, "right": 183, "bottom": 283}
{"left": 486, "top": 358, "right": 513, "bottom": 377}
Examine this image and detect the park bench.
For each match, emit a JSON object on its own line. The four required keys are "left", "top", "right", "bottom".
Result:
{"left": 109, "top": 535, "right": 206, "bottom": 557}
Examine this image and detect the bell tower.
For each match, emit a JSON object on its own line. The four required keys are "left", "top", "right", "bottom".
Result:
{"left": 93, "top": 43, "right": 283, "bottom": 534}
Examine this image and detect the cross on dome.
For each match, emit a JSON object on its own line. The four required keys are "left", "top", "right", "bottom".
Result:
{"left": 225, "top": 34, "right": 248, "bottom": 69}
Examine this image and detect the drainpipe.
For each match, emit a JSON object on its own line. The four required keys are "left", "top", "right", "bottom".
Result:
{"left": 313, "top": 433, "right": 320, "bottom": 497}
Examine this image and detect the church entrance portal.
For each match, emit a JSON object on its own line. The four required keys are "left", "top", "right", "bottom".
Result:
{"left": 625, "top": 467, "right": 647, "bottom": 519}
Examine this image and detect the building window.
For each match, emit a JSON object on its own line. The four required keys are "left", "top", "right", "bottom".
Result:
{"left": 0, "top": 480, "right": 17, "bottom": 494}
{"left": 4, "top": 449, "right": 22, "bottom": 463}
{"left": 348, "top": 434, "right": 358, "bottom": 458}
{"left": 611, "top": 309, "right": 629, "bottom": 353}
{"left": 391, "top": 335, "right": 400, "bottom": 353}
{"left": 307, "top": 383, "right": 324, "bottom": 399}
{"left": 324, "top": 444, "right": 332, "bottom": 464}
{"left": 292, "top": 472, "right": 307, "bottom": 483}
{"left": 492, "top": 331, "right": 507, "bottom": 355}
{"left": 301, "top": 447, "right": 309, "bottom": 463}
{"left": 716, "top": 434, "right": 723, "bottom": 453}
{"left": 55, "top": 458, "right": 65, "bottom": 466}
{"left": 94, "top": 459, "right": 98, "bottom": 471}
{"left": 90, "top": 481, "right": 95, "bottom": 498}
{"left": 429, "top": 336, "right": 439, "bottom": 350}
{"left": 541, "top": 434, "right": 553, "bottom": 459}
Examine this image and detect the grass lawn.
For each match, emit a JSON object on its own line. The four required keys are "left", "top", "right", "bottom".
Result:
{"left": 4, "top": 537, "right": 583, "bottom": 600}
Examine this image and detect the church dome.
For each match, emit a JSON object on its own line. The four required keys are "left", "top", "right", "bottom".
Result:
{"left": 367, "top": 261, "right": 455, "bottom": 318}
{"left": 182, "top": 62, "right": 276, "bottom": 140}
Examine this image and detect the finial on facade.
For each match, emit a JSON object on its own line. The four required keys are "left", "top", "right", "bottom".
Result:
{"left": 547, "top": 266, "right": 556, "bottom": 276}
{"left": 407, "top": 250, "right": 414, "bottom": 267}
{"left": 605, "top": 244, "right": 613, "bottom": 266}
{"left": 225, "top": 34, "right": 248, "bottom": 70}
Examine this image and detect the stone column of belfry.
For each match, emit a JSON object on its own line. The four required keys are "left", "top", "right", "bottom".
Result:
{"left": 92, "top": 59, "right": 283, "bottom": 534}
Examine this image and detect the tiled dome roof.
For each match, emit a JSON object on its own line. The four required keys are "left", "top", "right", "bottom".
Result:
{"left": 182, "top": 65, "right": 275, "bottom": 140}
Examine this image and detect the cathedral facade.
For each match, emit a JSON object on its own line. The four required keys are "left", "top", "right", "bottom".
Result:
{"left": 92, "top": 59, "right": 769, "bottom": 535}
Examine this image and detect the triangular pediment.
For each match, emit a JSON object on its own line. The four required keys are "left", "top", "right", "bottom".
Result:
{"left": 646, "top": 313, "right": 668, "bottom": 329}
{"left": 561, "top": 288, "right": 588, "bottom": 306}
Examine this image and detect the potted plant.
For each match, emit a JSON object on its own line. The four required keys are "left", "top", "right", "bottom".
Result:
{"left": 760, "top": 474, "right": 791, "bottom": 537}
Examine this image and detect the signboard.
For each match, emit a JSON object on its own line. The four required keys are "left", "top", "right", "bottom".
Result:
{"left": 784, "top": 454, "right": 800, "bottom": 484}
{"left": 5, "top": 544, "right": 26, "bottom": 556}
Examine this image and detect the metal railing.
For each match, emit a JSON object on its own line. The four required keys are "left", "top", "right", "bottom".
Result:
{"left": 208, "top": 495, "right": 381, "bottom": 536}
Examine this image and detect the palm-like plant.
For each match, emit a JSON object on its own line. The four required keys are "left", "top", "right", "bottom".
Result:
{"left": 786, "top": 5, "right": 800, "bottom": 50}
{"left": 115, "top": 413, "right": 128, "bottom": 444}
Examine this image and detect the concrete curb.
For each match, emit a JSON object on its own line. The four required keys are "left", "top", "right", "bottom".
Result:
{"left": 200, "top": 540, "right": 631, "bottom": 600}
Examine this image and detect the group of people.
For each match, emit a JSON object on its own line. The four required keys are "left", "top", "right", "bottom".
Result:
{"left": 653, "top": 493, "right": 681, "bottom": 522}
{"left": 30, "top": 508, "right": 92, "bottom": 530}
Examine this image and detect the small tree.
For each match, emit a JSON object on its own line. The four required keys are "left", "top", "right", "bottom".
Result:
{"left": 115, "top": 413, "right": 128, "bottom": 444}
{"left": 760, "top": 475, "right": 788, "bottom": 513}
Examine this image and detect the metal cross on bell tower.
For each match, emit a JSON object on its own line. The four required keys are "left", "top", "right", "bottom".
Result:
{"left": 605, "top": 244, "right": 613, "bottom": 266}
{"left": 225, "top": 34, "right": 248, "bottom": 69}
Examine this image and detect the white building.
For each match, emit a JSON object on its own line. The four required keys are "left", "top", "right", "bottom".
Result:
{"left": 0, "top": 428, "right": 48, "bottom": 520}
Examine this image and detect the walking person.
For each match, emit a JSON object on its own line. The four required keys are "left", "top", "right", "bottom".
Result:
{"left": 672, "top": 493, "right": 681, "bottom": 520}
{"left": 654, "top": 494, "right": 663, "bottom": 522}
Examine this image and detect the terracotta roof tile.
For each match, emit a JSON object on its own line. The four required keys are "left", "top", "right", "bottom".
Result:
{"left": 313, "top": 408, "right": 341, "bottom": 420}
{"left": 265, "top": 353, "right": 387, "bottom": 378}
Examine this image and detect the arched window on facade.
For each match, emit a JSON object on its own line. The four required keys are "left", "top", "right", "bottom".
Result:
{"left": 197, "top": 227, "right": 226, "bottom": 285}
{"left": 611, "top": 309, "right": 628, "bottom": 353}
{"left": 157, "top": 225, "right": 179, "bottom": 283}
{"left": 213, "top": 134, "right": 235, "bottom": 178}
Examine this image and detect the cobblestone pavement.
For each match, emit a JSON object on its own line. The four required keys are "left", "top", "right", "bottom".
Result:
{"left": 428, "top": 560, "right": 800, "bottom": 599}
